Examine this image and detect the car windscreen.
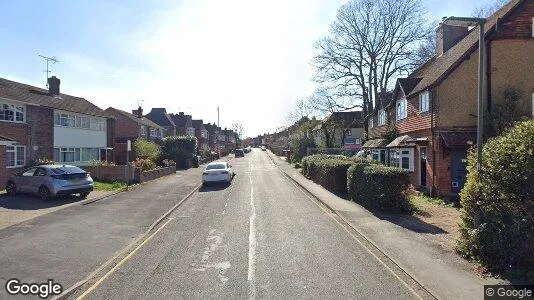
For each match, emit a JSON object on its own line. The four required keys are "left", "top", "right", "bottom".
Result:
{"left": 50, "top": 166, "right": 86, "bottom": 174}
{"left": 206, "top": 164, "right": 226, "bottom": 170}
{"left": 236, "top": 150, "right": 244, "bottom": 154}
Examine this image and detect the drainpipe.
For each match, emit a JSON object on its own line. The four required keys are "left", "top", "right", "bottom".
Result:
{"left": 431, "top": 88, "right": 437, "bottom": 197}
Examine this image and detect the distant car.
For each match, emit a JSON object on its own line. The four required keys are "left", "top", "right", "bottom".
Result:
{"left": 6, "top": 165, "right": 93, "bottom": 200}
{"left": 235, "top": 149, "right": 245, "bottom": 157}
{"left": 202, "top": 162, "right": 234, "bottom": 185}
{"left": 261, "top": 146, "right": 266, "bottom": 151}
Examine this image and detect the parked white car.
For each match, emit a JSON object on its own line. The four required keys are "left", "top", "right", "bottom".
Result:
{"left": 202, "top": 162, "right": 234, "bottom": 185}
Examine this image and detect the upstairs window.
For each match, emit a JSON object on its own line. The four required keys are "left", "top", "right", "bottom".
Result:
{"left": 378, "top": 109, "right": 386, "bottom": 126}
{"left": 396, "top": 98, "right": 407, "bottom": 120}
{"left": 419, "top": 91, "right": 430, "bottom": 113}
{"left": 369, "top": 118, "right": 374, "bottom": 128}
{"left": 0, "top": 102, "right": 25, "bottom": 123}
{"left": 150, "top": 128, "right": 156, "bottom": 137}
{"left": 140, "top": 125, "right": 147, "bottom": 136}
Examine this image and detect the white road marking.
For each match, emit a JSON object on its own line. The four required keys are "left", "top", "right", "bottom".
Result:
{"left": 248, "top": 161, "right": 257, "bottom": 299}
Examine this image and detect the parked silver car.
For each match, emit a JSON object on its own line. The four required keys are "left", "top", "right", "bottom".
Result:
{"left": 5, "top": 165, "right": 94, "bottom": 200}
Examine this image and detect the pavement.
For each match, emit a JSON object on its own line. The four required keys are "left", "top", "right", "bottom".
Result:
{"left": 267, "top": 150, "right": 503, "bottom": 300}
{"left": 0, "top": 190, "right": 114, "bottom": 230}
{"left": 68, "top": 149, "right": 422, "bottom": 300}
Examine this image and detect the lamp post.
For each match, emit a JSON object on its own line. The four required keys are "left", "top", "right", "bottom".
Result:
{"left": 443, "top": 16, "right": 487, "bottom": 172}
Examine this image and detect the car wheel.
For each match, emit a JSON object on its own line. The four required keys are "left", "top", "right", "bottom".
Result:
{"left": 39, "top": 186, "right": 51, "bottom": 201}
{"left": 80, "top": 192, "right": 90, "bottom": 198}
{"left": 6, "top": 181, "right": 17, "bottom": 196}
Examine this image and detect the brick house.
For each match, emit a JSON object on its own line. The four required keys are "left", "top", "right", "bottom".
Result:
{"left": 105, "top": 106, "right": 165, "bottom": 164}
{"left": 222, "top": 128, "right": 236, "bottom": 150}
{"left": 204, "top": 123, "right": 220, "bottom": 153}
{"left": 365, "top": 0, "right": 534, "bottom": 197}
{"left": 145, "top": 108, "right": 176, "bottom": 136}
{"left": 0, "top": 76, "right": 113, "bottom": 189}
{"left": 192, "top": 119, "right": 209, "bottom": 151}
{"left": 169, "top": 112, "right": 195, "bottom": 136}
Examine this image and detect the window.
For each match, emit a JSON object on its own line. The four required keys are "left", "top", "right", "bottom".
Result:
{"left": 389, "top": 148, "right": 414, "bottom": 171}
{"left": 369, "top": 118, "right": 374, "bottom": 128}
{"left": 371, "top": 149, "right": 379, "bottom": 161}
{"left": 0, "top": 102, "right": 25, "bottom": 123}
{"left": 82, "top": 117, "right": 90, "bottom": 129}
{"left": 22, "top": 168, "right": 37, "bottom": 176}
{"left": 156, "top": 129, "right": 162, "bottom": 138}
{"left": 6, "top": 145, "right": 25, "bottom": 167}
{"left": 396, "top": 98, "right": 407, "bottom": 120}
{"left": 378, "top": 109, "right": 386, "bottom": 126}
{"left": 150, "top": 128, "right": 156, "bottom": 137}
{"left": 60, "top": 148, "right": 75, "bottom": 163}
{"left": 419, "top": 91, "right": 430, "bottom": 113}
{"left": 54, "top": 147, "right": 100, "bottom": 163}
{"left": 140, "top": 125, "right": 147, "bottom": 136}
{"left": 55, "top": 112, "right": 105, "bottom": 131}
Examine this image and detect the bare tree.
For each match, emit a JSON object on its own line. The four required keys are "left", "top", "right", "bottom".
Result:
{"left": 413, "top": 21, "right": 438, "bottom": 67}
{"left": 313, "top": 0, "right": 431, "bottom": 121}
{"left": 287, "top": 98, "right": 313, "bottom": 124}
{"left": 472, "top": 0, "right": 507, "bottom": 18}
{"left": 231, "top": 123, "right": 244, "bottom": 147}
{"left": 306, "top": 88, "right": 359, "bottom": 116}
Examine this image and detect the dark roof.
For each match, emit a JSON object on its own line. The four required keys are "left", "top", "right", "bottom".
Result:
{"left": 362, "top": 138, "right": 387, "bottom": 148}
{"left": 327, "top": 111, "right": 364, "bottom": 128}
{"left": 440, "top": 131, "right": 476, "bottom": 148}
{"left": 204, "top": 123, "right": 218, "bottom": 133}
{"left": 145, "top": 108, "right": 175, "bottom": 127}
{"left": 407, "top": 0, "right": 523, "bottom": 97}
{"left": 192, "top": 119, "right": 205, "bottom": 130}
{"left": 0, "top": 134, "right": 14, "bottom": 141}
{"left": 398, "top": 78, "right": 422, "bottom": 96}
{"left": 105, "top": 107, "right": 163, "bottom": 129}
{"left": 169, "top": 112, "right": 192, "bottom": 128}
{"left": 386, "top": 135, "right": 417, "bottom": 148}
{"left": 0, "top": 77, "right": 109, "bottom": 118}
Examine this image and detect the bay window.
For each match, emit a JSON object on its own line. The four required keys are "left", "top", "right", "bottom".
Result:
{"left": 6, "top": 145, "right": 26, "bottom": 168}
{"left": 389, "top": 148, "right": 414, "bottom": 171}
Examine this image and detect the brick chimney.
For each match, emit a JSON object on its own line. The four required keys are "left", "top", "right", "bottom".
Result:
{"left": 132, "top": 106, "right": 143, "bottom": 118}
{"left": 436, "top": 23, "right": 469, "bottom": 56}
{"left": 47, "top": 76, "right": 60, "bottom": 96}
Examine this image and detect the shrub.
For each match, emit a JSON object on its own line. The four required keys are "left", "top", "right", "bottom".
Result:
{"left": 90, "top": 160, "right": 116, "bottom": 167}
{"left": 160, "top": 135, "right": 198, "bottom": 168}
{"left": 161, "top": 159, "right": 176, "bottom": 167}
{"left": 134, "top": 138, "right": 160, "bottom": 163}
{"left": 347, "top": 164, "right": 411, "bottom": 212}
{"left": 301, "top": 154, "right": 372, "bottom": 194}
{"left": 29, "top": 158, "right": 55, "bottom": 166}
{"left": 457, "top": 120, "right": 534, "bottom": 275}
{"left": 133, "top": 158, "right": 156, "bottom": 171}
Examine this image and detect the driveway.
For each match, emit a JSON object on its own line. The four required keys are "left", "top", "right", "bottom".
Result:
{"left": 0, "top": 190, "right": 113, "bottom": 230}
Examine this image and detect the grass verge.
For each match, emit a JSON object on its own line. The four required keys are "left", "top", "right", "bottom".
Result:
{"left": 409, "top": 194, "right": 455, "bottom": 216}
{"left": 93, "top": 181, "right": 127, "bottom": 191}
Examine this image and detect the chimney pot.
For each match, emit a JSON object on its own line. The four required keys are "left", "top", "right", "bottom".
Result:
{"left": 47, "top": 76, "right": 60, "bottom": 96}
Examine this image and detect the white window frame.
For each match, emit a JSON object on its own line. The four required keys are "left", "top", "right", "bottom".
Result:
{"left": 389, "top": 148, "right": 414, "bottom": 171}
{"left": 6, "top": 145, "right": 26, "bottom": 168}
{"left": 54, "top": 147, "right": 100, "bottom": 163}
{"left": 369, "top": 118, "right": 374, "bottom": 128}
{"left": 396, "top": 98, "right": 407, "bottom": 120}
{"left": 150, "top": 128, "right": 156, "bottom": 137}
{"left": 0, "top": 101, "right": 26, "bottom": 123}
{"left": 378, "top": 109, "right": 386, "bottom": 126}
{"left": 140, "top": 125, "right": 147, "bottom": 136}
{"left": 54, "top": 112, "right": 106, "bottom": 131}
{"left": 419, "top": 91, "right": 430, "bottom": 113}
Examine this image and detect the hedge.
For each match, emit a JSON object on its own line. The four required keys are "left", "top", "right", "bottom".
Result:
{"left": 160, "top": 135, "right": 198, "bottom": 168}
{"left": 301, "top": 154, "right": 371, "bottom": 194}
{"left": 347, "top": 164, "right": 411, "bottom": 212}
{"left": 457, "top": 120, "right": 534, "bottom": 276}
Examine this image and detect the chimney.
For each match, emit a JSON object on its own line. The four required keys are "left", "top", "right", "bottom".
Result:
{"left": 132, "top": 106, "right": 143, "bottom": 118}
{"left": 47, "top": 76, "right": 60, "bottom": 96}
{"left": 436, "top": 23, "right": 469, "bottom": 56}
{"left": 179, "top": 112, "right": 184, "bottom": 115}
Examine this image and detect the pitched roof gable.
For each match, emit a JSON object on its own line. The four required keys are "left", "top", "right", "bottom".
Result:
{"left": 105, "top": 107, "right": 163, "bottom": 129}
{"left": 407, "top": 0, "right": 523, "bottom": 97}
{"left": 145, "top": 108, "right": 175, "bottom": 127}
{"left": 0, "top": 77, "right": 108, "bottom": 118}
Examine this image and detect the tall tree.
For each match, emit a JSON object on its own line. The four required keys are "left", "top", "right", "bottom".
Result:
{"left": 472, "top": 0, "right": 507, "bottom": 18}
{"left": 313, "top": 0, "right": 431, "bottom": 121}
{"left": 231, "top": 123, "right": 244, "bottom": 147}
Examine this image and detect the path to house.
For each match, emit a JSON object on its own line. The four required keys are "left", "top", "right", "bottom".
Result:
{"left": 268, "top": 151, "right": 503, "bottom": 300}
{"left": 0, "top": 160, "right": 226, "bottom": 299}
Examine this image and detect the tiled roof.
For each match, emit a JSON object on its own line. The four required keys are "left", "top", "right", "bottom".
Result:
{"left": 386, "top": 135, "right": 417, "bottom": 147}
{"left": 362, "top": 138, "right": 387, "bottom": 148}
{"left": 169, "top": 113, "right": 192, "bottom": 128}
{"left": 145, "top": 108, "right": 175, "bottom": 127}
{"left": 192, "top": 119, "right": 205, "bottom": 130}
{"left": 327, "top": 111, "right": 364, "bottom": 128}
{"left": 0, "top": 77, "right": 109, "bottom": 118}
{"left": 105, "top": 107, "right": 163, "bottom": 129}
{"left": 407, "top": 0, "right": 523, "bottom": 97}
{"left": 398, "top": 78, "right": 422, "bottom": 96}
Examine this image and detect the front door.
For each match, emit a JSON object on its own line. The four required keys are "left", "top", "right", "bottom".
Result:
{"left": 451, "top": 150, "right": 468, "bottom": 193}
{"left": 420, "top": 147, "right": 427, "bottom": 187}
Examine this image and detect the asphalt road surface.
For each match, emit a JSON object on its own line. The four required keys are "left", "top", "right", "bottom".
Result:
{"left": 78, "top": 149, "right": 418, "bottom": 299}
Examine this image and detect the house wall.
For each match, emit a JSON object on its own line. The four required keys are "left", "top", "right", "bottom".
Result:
{"left": 395, "top": 94, "right": 433, "bottom": 135}
{"left": 490, "top": 39, "right": 534, "bottom": 115}
{"left": 0, "top": 145, "right": 6, "bottom": 189}
{"left": 54, "top": 126, "right": 107, "bottom": 148}
{"left": 493, "top": 0, "right": 534, "bottom": 39}
{"left": 109, "top": 111, "right": 139, "bottom": 138}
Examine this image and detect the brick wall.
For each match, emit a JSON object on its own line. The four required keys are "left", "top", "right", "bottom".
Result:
{"left": 0, "top": 145, "right": 5, "bottom": 190}
{"left": 494, "top": 0, "right": 534, "bottom": 39}
{"left": 395, "top": 94, "right": 433, "bottom": 135}
{"left": 81, "top": 165, "right": 176, "bottom": 183}
{"left": 27, "top": 106, "right": 54, "bottom": 162}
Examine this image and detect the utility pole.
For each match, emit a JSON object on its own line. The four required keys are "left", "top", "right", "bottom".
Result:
{"left": 38, "top": 55, "right": 59, "bottom": 87}
{"left": 217, "top": 106, "right": 220, "bottom": 157}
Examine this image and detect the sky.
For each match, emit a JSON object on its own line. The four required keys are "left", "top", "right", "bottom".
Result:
{"left": 0, "top": 0, "right": 490, "bottom": 137}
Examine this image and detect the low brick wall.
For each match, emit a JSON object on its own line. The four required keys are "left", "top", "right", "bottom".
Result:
{"left": 82, "top": 166, "right": 136, "bottom": 183}
{"left": 138, "top": 166, "right": 176, "bottom": 182}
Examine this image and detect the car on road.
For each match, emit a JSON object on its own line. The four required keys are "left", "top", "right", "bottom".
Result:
{"left": 6, "top": 165, "right": 94, "bottom": 200}
{"left": 235, "top": 149, "right": 245, "bottom": 157}
{"left": 202, "top": 162, "right": 234, "bottom": 185}
{"left": 261, "top": 146, "right": 266, "bottom": 151}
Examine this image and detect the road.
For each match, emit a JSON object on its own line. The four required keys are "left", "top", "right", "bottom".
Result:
{"left": 77, "top": 150, "right": 417, "bottom": 299}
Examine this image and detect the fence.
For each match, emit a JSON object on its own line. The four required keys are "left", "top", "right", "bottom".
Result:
{"left": 81, "top": 165, "right": 176, "bottom": 183}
